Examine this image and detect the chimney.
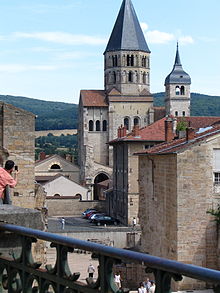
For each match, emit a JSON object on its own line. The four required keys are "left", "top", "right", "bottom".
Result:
{"left": 65, "top": 154, "right": 72, "bottom": 162}
{"left": 39, "top": 151, "right": 46, "bottom": 161}
{"left": 121, "top": 126, "right": 127, "bottom": 137}
{"left": 133, "top": 125, "right": 140, "bottom": 137}
{"left": 117, "top": 125, "right": 123, "bottom": 138}
{"left": 165, "top": 117, "right": 174, "bottom": 142}
{"left": 186, "top": 127, "right": 195, "bottom": 141}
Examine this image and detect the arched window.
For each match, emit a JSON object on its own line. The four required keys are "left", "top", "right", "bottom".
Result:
{"left": 113, "top": 71, "right": 116, "bottom": 83}
{"left": 89, "top": 120, "right": 94, "bottom": 131}
{"left": 143, "top": 73, "right": 146, "bottom": 84}
{"left": 96, "top": 120, "right": 100, "bottom": 131}
{"left": 134, "top": 117, "right": 140, "bottom": 126}
{"left": 180, "top": 86, "right": 185, "bottom": 95}
{"left": 124, "top": 117, "right": 130, "bottom": 130}
{"left": 103, "top": 120, "right": 107, "bottom": 131}
{"left": 50, "top": 164, "right": 61, "bottom": 170}
{"left": 182, "top": 111, "right": 185, "bottom": 116}
{"left": 128, "top": 71, "right": 133, "bottom": 82}
{"left": 142, "top": 57, "right": 146, "bottom": 67}
{"left": 112, "top": 55, "right": 118, "bottom": 67}
{"left": 127, "top": 55, "right": 134, "bottom": 66}
{"left": 175, "top": 111, "right": 178, "bottom": 116}
{"left": 175, "top": 86, "right": 180, "bottom": 95}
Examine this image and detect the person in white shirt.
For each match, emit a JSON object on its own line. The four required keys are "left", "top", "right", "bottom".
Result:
{"left": 114, "top": 272, "right": 121, "bottom": 289}
{"left": 149, "top": 281, "right": 156, "bottom": 293}
{"left": 87, "top": 263, "right": 95, "bottom": 278}
{"left": 138, "top": 282, "right": 146, "bottom": 293}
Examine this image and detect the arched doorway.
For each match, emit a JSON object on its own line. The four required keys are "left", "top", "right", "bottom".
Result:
{"left": 93, "top": 173, "right": 109, "bottom": 200}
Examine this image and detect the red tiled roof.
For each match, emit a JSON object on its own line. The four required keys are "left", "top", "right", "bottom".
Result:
{"left": 178, "top": 116, "right": 220, "bottom": 129}
{"left": 109, "top": 116, "right": 220, "bottom": 145}
{"left": 109, "top": 117, "right": 167, "bottom": 144}
{"left": 80, "top": 90, "right": 108, "bottom": 107}
{"left": 137, "top": 125, "right": 220, "bottom": 155}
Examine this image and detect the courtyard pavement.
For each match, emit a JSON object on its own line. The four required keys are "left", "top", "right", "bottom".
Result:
{"left": 47, "top": 217, "right": 215, "bottom": 293}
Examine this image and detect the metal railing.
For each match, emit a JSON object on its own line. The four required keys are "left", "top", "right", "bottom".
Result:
{"left": 0, "top": 223, "right": 220, "bottom": 293}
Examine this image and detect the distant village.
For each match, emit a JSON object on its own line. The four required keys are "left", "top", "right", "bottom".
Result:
{"left": 1, "top": 0, "right": 220, "bottom": 291}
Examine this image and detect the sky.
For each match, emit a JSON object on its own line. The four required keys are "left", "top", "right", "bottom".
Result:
{"left": 0, "top": 0, "right": 220, "bottom": 104}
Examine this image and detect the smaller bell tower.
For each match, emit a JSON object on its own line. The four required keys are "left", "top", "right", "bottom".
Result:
{"left": 164, "top": 43, "right": 191, "bottom": 117}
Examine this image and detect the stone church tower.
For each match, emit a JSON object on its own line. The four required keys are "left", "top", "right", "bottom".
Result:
{"left": 165, "top": 43, "right": 191, "bottom": 117}
{"left": 78, "top": 0, "right": 153, "bottom": 199}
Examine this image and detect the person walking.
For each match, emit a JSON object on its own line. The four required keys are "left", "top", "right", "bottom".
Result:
{"left": 87, "top": 263, "right": 95, "bottom": 278}
{"left": 114, "top": 272, "right": 121, "bottom": 289}
{"left": 149, "top": 281, "right": 156, "bottom": 293}
{"left": 61, "top": 217, "right": 65, "bottom": 230}
{"left": 138, "top": 282, "right": 146, "bottom": 293}
{"left": 0, "top": 160, "right": 18, "bottom": 204}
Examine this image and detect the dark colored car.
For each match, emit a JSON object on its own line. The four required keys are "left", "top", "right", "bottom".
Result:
{"left": 82, "top": 209, "right": 97, "bottom": 218}
{"left": 89, "top": 213, "right": 106, "bottom": 222}
{"left": 93, "top": 215, "right": 120, "bottom": 226}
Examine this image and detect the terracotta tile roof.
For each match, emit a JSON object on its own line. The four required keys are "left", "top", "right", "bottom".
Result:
{"left": 178, "top": 116, "right": 220, "bottom": 129}
{"left": 109, "top": 117, "right": 167, "bottom": 144}
{"left": 136, "top": 124, "right": 220, "bottom": 155}
{"left": 80, "top": 90, "right": 108, "bottom": 107}
{"left": 109, "top": 116, "right": 220, "bottom": 145}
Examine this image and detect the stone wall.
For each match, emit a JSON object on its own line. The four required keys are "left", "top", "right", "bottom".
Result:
{"left": 46, "top": 198, "right": 106, "bottom": 217}
{"left": 139, "top": 154, "right": 178, "bottom": 259}
{"left": 0, "top": 103, "right": 36, "bottom": 208}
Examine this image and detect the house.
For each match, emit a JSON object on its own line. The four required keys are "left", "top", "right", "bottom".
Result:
{"left": 136, "top": 120, "right": 220, "bottom": 290}
{"left": 35, "top": 153, "right": 80, "bottom": 183}
{"left": 108, "top": 116, "right": 220, "bottom": 226}
{"left": 42, "top": 174, "right": 89, "bottom": 199}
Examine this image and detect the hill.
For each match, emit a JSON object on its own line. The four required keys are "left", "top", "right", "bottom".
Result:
{"left": 153, "top": 92, "right": 220, "bottom": 116}
{"left": 0, "top": 95, "right": 78, "bottom": 131}
{"left": 0, "top": 92, "right": 220, "bottom": 130}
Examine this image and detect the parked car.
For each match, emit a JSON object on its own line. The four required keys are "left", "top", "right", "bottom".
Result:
{"left": 93, "top": 215, "right": 120, "bottom": 226}
{"left": 85, "top": 210, "right": 98, "bottom": 219}
{"left": 82, "top": 208, "right": 97, "bottom": 218}
{"left": 89, "top": 213, "right": 106, "bottom": 222}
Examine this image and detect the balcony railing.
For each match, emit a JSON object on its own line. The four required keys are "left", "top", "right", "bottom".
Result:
{"left": 0, "top": 223, "right": 220, "bottom": 292}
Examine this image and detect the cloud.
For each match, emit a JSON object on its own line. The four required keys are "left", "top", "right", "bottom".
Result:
{"left": 146, "top": 30, "right": 175, "bottom": 44}
{"left": 0, "top": 64, "right": 58, "bottom": 73}
{"left": 179, "top": 36, "right": 194, "bottom": 45}
{"left": 13, "top": 32, "right": 107, "bottom": 46}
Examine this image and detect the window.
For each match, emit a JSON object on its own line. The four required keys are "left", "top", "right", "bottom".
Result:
{"left": 96, "top": 120, "right": 100, "bottom": 131}
{"left": 113, "top": 71, "right": 116, "bottom": 83}
{"left": 89, "top": 120, "right": 94, "bottom": 131}
{"left": 50, "top": 164, "right": 61, "bottom": 170}
{"left": 182, "top": 111, "right": 186, "bottom": 116}
{"left": 127, "top": 55, "right": 134, "bottom": 66}
{"left": 128, "top": 71, "right": 133, "bottom": 82}
{"left": 180, "top": 86, "right": 185, "bottom": 95}
{"left": 142, "top": 57, "right": 146, "bottom": 67}
{"left": 134, "top": 117, "right": 140, "bottom": 126}
{"left": 143, "top": 73, "right": 146, "bottom": 84}
{"left": 214, "top": 149, "right": 220, "bottom": 185}
{"left": 175, "top": 86, "right": 180, "bottom": 95}
{"left": 103, "top": 120, "right": 107, "bottom": 131}
{"left": 124, "top": 117, "right": 129, "bottom": 130}
{"left": 175, "top": 111, "right": 178, "bottom": 116}
{"left": 214, "top": 173, "right": 220, "bottom": 185}
{"left": 112, "top": 55, "right": 118, "bottom": 67}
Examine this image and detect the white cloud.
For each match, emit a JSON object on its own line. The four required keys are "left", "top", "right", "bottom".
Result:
{"left": 179, "top": 36, "right": 194, "bottom": 45}
{"left": 13, "top": 32, "right": 107, "bottom": 46}
{"left": 0, "top": 64, "right": 58, "bottom": 73}
{"left": 146, "top": 30, "right": 175, "bottom": 44}
{"left": 140, "top": 22, "right": 149, "bottom": 31}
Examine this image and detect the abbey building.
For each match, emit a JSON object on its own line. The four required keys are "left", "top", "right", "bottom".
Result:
{"left": 78, "top": 0, "right": 191, "bottom": 199}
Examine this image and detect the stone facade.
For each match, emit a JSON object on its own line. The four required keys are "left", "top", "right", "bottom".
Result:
{"left": 138, "top": 132, "right": 220, "bottom": 290}
{"left": 0, "top": 102, "right": 36, "bottom": 208}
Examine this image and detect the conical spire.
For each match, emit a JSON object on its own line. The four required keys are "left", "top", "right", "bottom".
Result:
{"left": 104, "top": 0, "right": 150, "bottom": 53}
{"left": 165, "top": 43, "right": 191, "bottom": 85}
{"left": 174, "top": 42, "right": 181, "bottom": 66}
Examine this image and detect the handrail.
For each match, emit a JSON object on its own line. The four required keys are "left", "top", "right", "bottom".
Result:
{"left": 0, "top": 223, "right": 220, "bottom": 292}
